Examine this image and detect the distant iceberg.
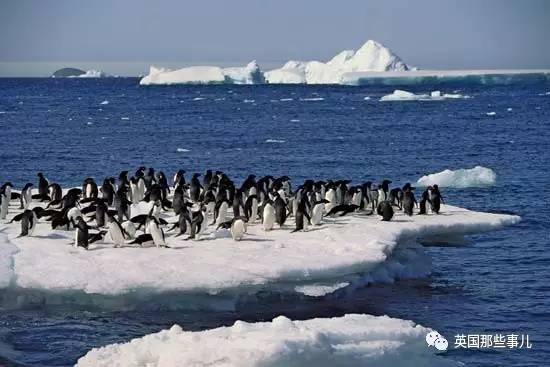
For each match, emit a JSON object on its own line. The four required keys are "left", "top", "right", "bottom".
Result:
{"left": 265, "top": 40, "right": 410, "bottom": 84}
{"left": 52, "top": 67, "right": 110, "bottom": 78}
{"left": 76, "top": 314, "right": 457, "bottom": 367}
{"left": 139, "top": 61, "right": 264, "bottom": 85}
{"left": 417, "top": 166, "right": 497, "bottom": 188}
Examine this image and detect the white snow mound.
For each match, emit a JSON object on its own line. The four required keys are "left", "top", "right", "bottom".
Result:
{"left": 140, "top": 61, "right": 264, "bottom": 85}
{"left": 417, "top": 166, "right": 497, "bottom": 188}
{"left": 76, "top": 314, "right": 457, "bottom": 367}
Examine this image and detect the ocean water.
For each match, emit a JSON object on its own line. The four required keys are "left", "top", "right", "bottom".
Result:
{"left": 0, "top": 78, "right": 549, "bottom": 366}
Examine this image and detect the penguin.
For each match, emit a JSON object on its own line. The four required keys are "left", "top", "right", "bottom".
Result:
{"left": 273, "top": 193, "right": 287, "bottom": 228}
{"left": 244, "top": 194, "right": 259, "bottom": 222}
{"left": 147, "top": 216, "right": 167, "bottom": 247}
{"left": 169, "top": 211, "right": 190, "bottom": 237}
{"left": 418, "top": 188, "right": 430, "bottom": 215}
{"left": 82, "top": 178, "right": 98, "bottom": 199}
{"left": 67, "top": 206, "right": 83, "bottom": 228}
{"left": 389, "top": 187, "right": 403, "bottom": 209}
{"left": 135, "top": 175, "right": 146, "bottom": 202}
{"left": 100, "top": 178, "right": 115, "bottom": 205}
{"left": 402, "top": 186, "right": 417, "bottom": 216}
{"left": 156, "top": 171, "right": 170, "bottom": 194}
{"left": 430, "top": 185, "right": 444, "bottom": 214}
{"left": 144, "top": 168, "right": 156, "bottom": 190}
{"left": 11, "top": 209, "right": 38, "bottom": 237}
{"left": 122, "top": 220, "right": 136, "bottom": 239}
{"left": 262, "top": 200, "right": 276, "bottom": 231}
{"left": 36, "top": 172, "right": 49, "bottom": 201}
{"left": 203, "top": 170, "right": 213, "bottom": 191}
{"left": 173, "top": 169, "right": 186, "bottom": 189}
{"left": 20, "top": 183, "right": 33, "bottom": 209}
{"left": 48, "top": 183, "right": 63, "bottom": 203}
{"left": 311, "top": 199, "right": 329, "bottom": 226}
{"left": 93, "top": 200, "right": 108, "bottom": 227}
{"left": 214, "top": 200, "right": 229, "bottom": 226}
{"left": 230, "top": 216, "right": 247, "bottom": 241}
{"left": 232, "top": 188, "right": 245, "bottom": 218}
{"left": 114, "top": 186, "right": 132, "bottom": 221}
{"left": 188, "top": 205, "right": 206, "bottom": 240}
{"left": 0, "top": 192, "right": 8, "bottom": 220}
{"left": 377, "top": 201, "right": 394, "bottom": 221}
{"left": 324, "top": 187, "right": 337, "bottom": 213}
{"left": 378, "top": 180, "right": 392, "bottom": 202}
{"left": 107, "top": 215, "right": 127, "bottom": 247}
{"left": 325, "top": 204, "right": 359, "bottom": 217}
{"left": 292, "top": 196, "right": 311, "bottom": 233}
{"left": 350, "top": 187, "right": 363, "bottom": 207}
{"left": 74, "top": 216, "right": 89, "bottom": 249}
{"left": 189, "top": 173, "right": 202, "bottom": 202}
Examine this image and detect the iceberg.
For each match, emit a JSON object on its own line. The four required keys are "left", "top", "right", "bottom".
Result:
{"left": 51, "top": 68, "right": 110, "bottom": 78}
{"left": 417, "top": 166, "right": 497, "bottom": 188}
{"left": 0, "top": 199, "right": 518, "bottom": 305}
{"left": 76, "top": 314, "right": 457, "bottom": 367}
{"left": 266, "top": 40, "right": 410, "bottom": 84}
{"left": 139, "top": 61, "right": 264, "bottom": 85}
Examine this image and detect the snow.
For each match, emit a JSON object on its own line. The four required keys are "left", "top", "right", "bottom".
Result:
{"left": 76, "top": 314, "right": 456, "bottom": 367}
{"left": 417, "top": 166, "right": 497, "bottom": 188}
{"left": 139, "top": 61, "right": 263, "bottom": 85}
{"left": 380, "top": 89, "right": 469, "bottom": 101}
{"left": 0, "top": 197, "right": 518, "bottom": 298}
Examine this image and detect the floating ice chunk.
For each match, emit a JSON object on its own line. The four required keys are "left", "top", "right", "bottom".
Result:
{"left": 380, "top": 90, "right": 468, "bottom": 101}
{"left": 290, "top": 119, "right": 300, "bottom": 122}
{"left": 507, "top": 107, "right": 513, "bottom": 111}
{"left": 176, "top": 148, "right": 190, "bottom": 153}
{"left": 100, "top": 100, "right": 109, "bottom": 105}
{"left": 243, "top": 99, "right": 255, "bottom": 103}
{"left": 486, "top": 111, "right": 497, "bottom": 116}
{"left": 76, "top": 314, "right": 456, "bottom": 367}
{"left": 279, "top": 98, "right": 293, "bottom": 102}
{"left": 417, "top": 166, "right": 497, "bottom": 188}
{"left": 265, "top": 139, "right": 286, "bottom": 143}
{"left": 295, "top": 282, "right": 349, "bottom": 297}
{"left": 363, "top": 96, "right": 371, "bottom": 100}
{"left": 301, "top": 97, "right": 324, "bottom": 101}
{"left": 192, "top": 97, "right": 206, "bottom": 101}
{"left": 120, "top": 117, "right": 130, "bottom": 120}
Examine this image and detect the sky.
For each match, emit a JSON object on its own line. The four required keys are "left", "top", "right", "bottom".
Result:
{"left": 0, "top": 0, "right": 549, "bottom": 76}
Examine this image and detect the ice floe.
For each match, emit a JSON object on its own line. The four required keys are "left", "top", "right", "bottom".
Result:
{"left": 176, "top": 148, "right": 190, "bottom": 153}
{"left": 76, "top": 314, "right": 456, "bottom": 367}
{"left": 0, "top": 201, "right": 517, "bottom": 300}
{"left": 417, "top": 166, "right": 497, "bottom": 188}
{"left": 380, "top": 90, "right": 469, "bottom": 101}
{"left": 265, "top": 139, "right": 286, "bottom": 143}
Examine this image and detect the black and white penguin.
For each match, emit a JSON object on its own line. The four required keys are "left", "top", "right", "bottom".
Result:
{"left": 147, "top": 216, "right": 167, "bottom": 247}
{"left": 82, "top": 178, "right": 98, "bottom": 199}
{"left": 48, "top": 183, "right": 63, "bottom": 203}
{"left": 378, "top": 180, "right": 392, "bottom": 203}
{"left": 311, "top": 199, "right": 329, "bottom": 226}
{"left": 107, "top": 215, "right": 126, "bottom": 248}
{"left": 292, "top": 196, "right": 311, "bottom": 233}
{"left": 230, "top": 216, "right": 247, "bottom": 241}
{"left": 273, "top": 193, "right": 287, "bottom": 228}
{"left": 262, "top": 199, "right": 276, "bottom": 231}
{"left": 20, "top": 183, "right": 33, "bottom": 209}
{"left": 189, "top": 173, "right": 202, "bottom": 202}
{"left": 100, "top": 178, "right": 115, "bottom": 206}
{"left": 325, "top": 204, "right": 359, "bottom": 217}
{"left": 430, "top": 184, "right": 444, "bottom": 214}
{"left": 244, "top": 194, "right": 259, "bottom": 222}
{"left": 377, "top": 201, "right": 394, "bottom": 221}
{"left": 114, "top": 186, "right": 132, "bottom": 221}
{"left": 74, "top": 216, "right": 89, "bottom": 249}
{"left": 214, "top": 199, "right": 229, "bottom": 226}
{"left": 0, "top": 191, "right": 8, "bottom": 220}
{"left": 169, "top": 211, "right": 190, "bottom": 237}
{"left": 36, "top": 172, "right": 50, "bottom": 201}
{"left": 188, "top": 204, "right": 206, "bottom": 240}
{"left": 11, "top": 208, "right": 38, "bottom": 237}
{"left": 402, "top": 186, "right": 417, "bottom": 216}
{"left": 418, "top": 187, "right": 430, "bottom": 215}
{"left": 173, "top": 169, "right": 186, "bottom": 189}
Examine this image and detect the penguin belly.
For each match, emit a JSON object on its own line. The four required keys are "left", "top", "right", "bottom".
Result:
{"left": 216, "top": 202, "right": 228, "bottom": 226}
{"left": 147, "top": 221, "right": 165, "bottom": 248}
{"left": 250, "top": 199, "right": 258, "bottom": 223}
{"left": 231, "top": 219, "right": 246, "bottom": 241}
{"left": 311, "top": 204, "right": 324, "bottom": 225}
{"left": 263, "top": 204, "right": 275, "bottom": 231}
{"left": 109, "top": 222, "right": 126, "bottom": 247}
{"left": 0, "top": 195, "right": 8, "bottom": 219}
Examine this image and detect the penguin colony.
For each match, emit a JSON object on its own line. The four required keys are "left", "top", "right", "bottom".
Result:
{"left": 0, "top": 169, "right": 445, "bottom": 249}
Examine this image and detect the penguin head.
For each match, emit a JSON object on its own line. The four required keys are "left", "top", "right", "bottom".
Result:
{"left": 37, "top": 172, "right": 44, "bottom": 178}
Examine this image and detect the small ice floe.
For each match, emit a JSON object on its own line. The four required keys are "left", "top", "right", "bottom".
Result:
{"left": 290, "top": 119, "right": 300, "bottom": 122}
{"left": 176, "top": 148, "right": 190, "bottom": 153}
{"left": 486, "top": 112, "right": 497, "bottom": 116}
{"left": 121, "top": 117, "right": 130, "bottom": 120}
{"left": 363, "top": 96, "right": 371, "bottom": 100}
{"left": 279, "top": 98, "right": 293, "bottom": 102}
{"left": 100, "top": 100, "right": 109, "bottom": 105}
{"left": 265, "top": 139, "right": 286, "bottom": 143}
{"left": 243, "top": 99, "right": 255, "bottom": 103}
{"left": 86, "top": 122, "right": 93, "bottom": 126}
{"left": 192, "top": 97, "right": 206, "bottom": 101}
{"left": 507, "top": 107, "right": 513, "bottom": 112}
{"left": 417, "top": 166, "right": 496, "bottom": 188}
{"left": 0, "top": 111, "right": 6, "bottom": 114}
{"left": 214, "top": 98, "right": 225, "bottom": 101}
{"left": 300, "top": 97, "right": 324, "bottom": 101}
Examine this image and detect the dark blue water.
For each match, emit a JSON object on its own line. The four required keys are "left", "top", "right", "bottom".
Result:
{"left": 0, "top": 78, "right": 549, "bottom": 366}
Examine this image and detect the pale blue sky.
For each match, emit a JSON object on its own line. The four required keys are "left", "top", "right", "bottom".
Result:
{"left": 1, "top": 0, "right": 549, "bottom": 76}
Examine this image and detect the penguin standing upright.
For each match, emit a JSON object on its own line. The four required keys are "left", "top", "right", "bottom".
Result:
{"left": 292, "top": 196, "right": 311, "bottom": 233}
{"left": 190, "top": 173, "right": 202, "bottom": 202}
{"left": 75, "top": 216, "right": 89, "bottom": 249}
{"left": 244, "top": 194, "right": 259, "bottom": 222}
{"left": 311, "top": 199, "right": 329, "bottom": 226}
{"left": 20, "top": 183, "right": 33, "bottom": 209}
{"left": 10, "top": 209, "right": 38, "bottom": 237}
{"left": 37, "top": 173, "right": 49, "bottom": 201}
{"left": 262, "top": 200, "right": 276, "bottom": 231}
{"left": 273, "top": 193, "right": 287, "bottom": 228}
{"left": 147, "top": 216, "right": 167, "bottom": 247}
{"left": 402, "top": 186, "right": 417, "bottom": 216}
{"left": 377, "top": 201, "right": 394, "bottom": 221}
{"left": 0, "top": 192, "right": 8, "bottom": 219}
{"left": 107, "top": 215, "right": 127, "bottom": 248}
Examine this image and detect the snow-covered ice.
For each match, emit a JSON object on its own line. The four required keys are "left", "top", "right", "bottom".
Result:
{"left": 76, "top": 314, "right": 456, "bottom": 367}
{"left": 417, "top": 166, "right": 497, "bottom": 188}
{"left": 0, "top": 199, "right": 517, "bottom": 299}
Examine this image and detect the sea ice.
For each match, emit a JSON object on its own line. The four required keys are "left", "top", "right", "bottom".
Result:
{"left": 76, "top": 314, "right": 457, "bottom": 367}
